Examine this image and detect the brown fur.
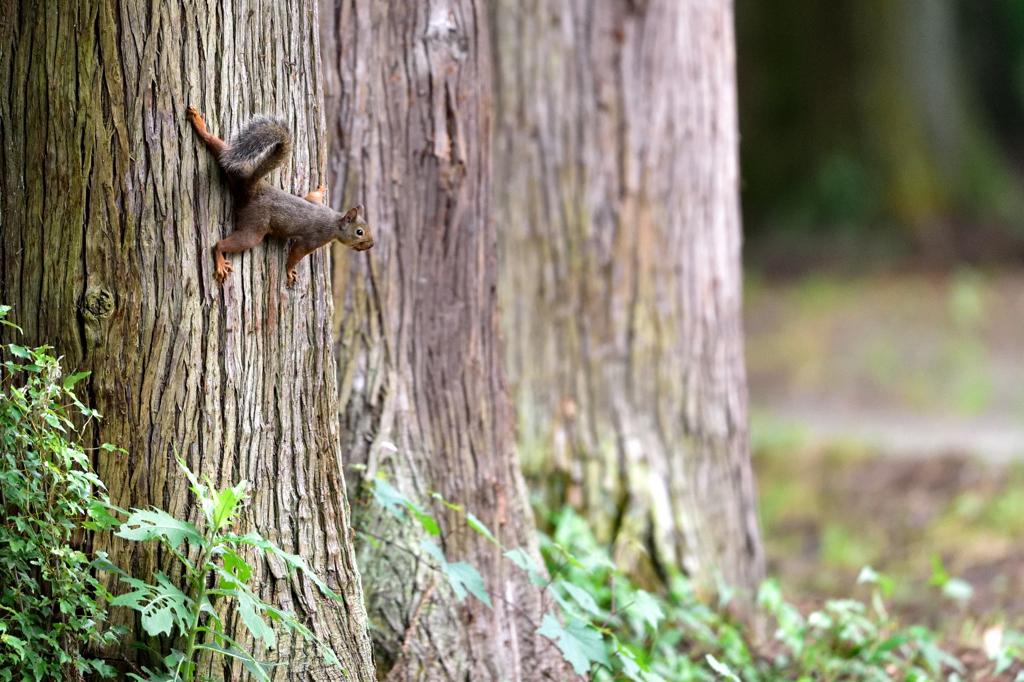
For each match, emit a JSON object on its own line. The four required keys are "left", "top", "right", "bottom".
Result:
{"left": 186, "top": 107, "right": 373, "bottom": 287}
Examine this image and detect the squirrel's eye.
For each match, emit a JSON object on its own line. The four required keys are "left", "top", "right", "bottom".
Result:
{"left": 356, "top": 229, "right": 364, "bottom": 236}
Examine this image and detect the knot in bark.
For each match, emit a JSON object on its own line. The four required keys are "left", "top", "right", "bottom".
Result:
{"left": 82, "top": 286, "right": 115, "bottom": 321}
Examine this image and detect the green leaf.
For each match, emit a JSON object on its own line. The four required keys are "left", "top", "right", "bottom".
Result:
{"left": 705, "top": 654, "right": 741, "bottom": 681}
{"left": 86, "top": 502, "right": 122, "bottom": 532}
{"left": 410, "top": 506, "right": 441, "bottom": 536}
{"left": 371, "top": 479, "right": 411, "bottom": 520}
{"left": 466, "top": 512, "right": 500, "bottom": 547}
{"left": 429, "top": 490, "right": 463, "bottom": 511}
{"left": 419, "top": 539, "right": 447, "bottom": 565}
{"left": 630, "top": 590, "right": 664, "bottom": 631}
{"left": 445, "top": 562, "right": 492, "bottom": 608}
{"left": 115, "top": 508, "right": 203, "bottom": 549}
{"left": 195, "top": 642, "right": 277, "bottom": 682}
{"left": 176, "top": 457, "right": 215, "bottom": 522}
{"left": 63, "top": 371, "right": 91, "bottom": 389}
{"left": 261, "top": 605, "right": 341, "bottom": 667}
{"left": 928, "top": 554, "right": 950, "bottom": 587}
{"left": 111, "top": 574, "right": 192, "bottom": 637}
{"left": 91, "top": 551, "right": 128, "bottom": 577}
{"left": 557, "top": 580, "right": 602, "bottom": 617}
{"left": 222, "top": 548, "right": 253, "bottom": 584}
{"left": 212, "top": 483, "right": 245, "bottom": 531}
{"left": 235, "top": 588, "right": 275, "bottom": 649}
{"left": 504, "top": 547, "right": 547, "bottom": 586}
{"left": 536, "top": 615, "right": 609, "bottom": 674}
{"left": 615, "top": 641, "right": 648, "bottom": 682}
{"left": 1, "top": 634, "right": 26, "bottom": 659}
{"left": 8, "top": 344, "right": 30, "bottom": 359}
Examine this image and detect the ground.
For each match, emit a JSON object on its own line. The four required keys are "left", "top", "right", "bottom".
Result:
{"left": 746, "top": 268, "right": 1024, "bottom": 673}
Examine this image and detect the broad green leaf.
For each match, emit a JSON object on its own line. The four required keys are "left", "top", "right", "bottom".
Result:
{"left": 222, "top": 548, "right": 253, "bottom": 583}
{"left": 536, "top": 615, "right": 609, "bottom": 674}
{"left": 466, "top": 512, "right": 500, "bottom": 547}
{"left": 504, "top": 547, "right": 547, "bottom": 586}
{"left": 1, "top": 634, "right": 25, "bottom": 659}
{"left": 558, "top": 580, "right": 602, "bottom": 617}
{"left": 630, "top": 590, "right": 664, "bottom": 631}
{"left": 445, "top": 562, "right": 492, "bottom": 608}
{"left": 91, "top": 551, "right": 128, "bottom": 577}
{"left": 236, "top": 588, "right": 275, "bottom": 649}
{"left": 8, "top": 344, "right": 30, "bottom": 359}
{"left": 85, "top": 502, "right": 122, "bottom": 531}
{"left": 419, "top": 539, "right": 447, "bottom": 565}
{"left": 615, "top": 641, "right": 646, "bottom": 682}
{"left": 63, "top": 371, "right": 90, "bottom": 389}
{"left": 115, "top": 508, "right": 203, "bottom": 549}
{"left": 410, "top": 506, "right": 441, "bottom": 536}
{"left": 371, "top": 479, "right": 410, "bottom": 520}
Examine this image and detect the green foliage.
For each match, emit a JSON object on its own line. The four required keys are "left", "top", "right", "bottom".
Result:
{"left": 367, "top": 473, "right": 1024, "bottom": 679}
{"left": 533, "top": 507, "right": 1023, "bottom": 681}
{"left": 0, "top": 305, "right": 121, "bottom": 681}
{"left": 98, "top": 458, "right": 343, "bottom": 682}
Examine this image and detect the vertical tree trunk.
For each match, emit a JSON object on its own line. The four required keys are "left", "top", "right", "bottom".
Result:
{"left": 321, "top": 2, "right": 574, "bottom": 679}
{"left": 0, "top": 1, "right": 375, "bottom": 679}
{"left": 492, "top": 0, "right": 766, "bottom": 591}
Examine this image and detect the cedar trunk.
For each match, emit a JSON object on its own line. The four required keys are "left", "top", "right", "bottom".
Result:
{"left": 320, "top": 1, "right": 575, "bottom": 679}
{"left": 492, "top": 0, "right": 766, "bottom": 591}
{"left": 0, "top": 0, "right": 375, "bottom": 679}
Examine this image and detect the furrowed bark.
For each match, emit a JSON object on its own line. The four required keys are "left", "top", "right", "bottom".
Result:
{"left": 0, "top": 0, "right": 375, "bottom": 678}
{"left": 321, "top": 1, "right": 575, "bottom": 679}
{"left": 492, "top": 0, "right": 766, "bottom": 591}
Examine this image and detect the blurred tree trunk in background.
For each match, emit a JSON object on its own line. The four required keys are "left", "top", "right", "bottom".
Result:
{"left": 321, "top": 1, "right": 575, "bottom": 679}
{"left": 737, "top": 0, "right": 1024, "bottom": 234}
{"left": 492, "top": 0, "right": 765, "bottom": 591}
{"left": 0, "top": 1, "right": 376, "bottom": 678}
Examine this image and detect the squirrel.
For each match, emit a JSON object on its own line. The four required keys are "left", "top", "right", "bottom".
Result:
{"left": 186, "top": 107, "right": 373, "bottom": 287}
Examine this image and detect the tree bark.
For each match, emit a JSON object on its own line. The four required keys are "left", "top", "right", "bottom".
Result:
{"left": 320, "top": 1, "right": 575, "bottom": 680}
{"left": 0, "top": 0, "right": 375, "bottom": 679}
{"left": 492, "top": 0, "right": 766, "bottom": 591}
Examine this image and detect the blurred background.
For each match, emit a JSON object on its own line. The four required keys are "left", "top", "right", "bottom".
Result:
{"left": 737, "top": 0, "right": 1024, "bottom": 624}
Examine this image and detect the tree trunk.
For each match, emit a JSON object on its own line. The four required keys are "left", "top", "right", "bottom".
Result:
{"left": 320, "top": 1, "right": 575, "bottom": 680}
{"left": 492, "top": 0, "right": 766, "bottom": 591}
{"left": 0, "top": 1, "right": 375, "bottom": 679}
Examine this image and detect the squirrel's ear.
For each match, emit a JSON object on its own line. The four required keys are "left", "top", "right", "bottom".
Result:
{"left": 344, "top": 206, "right": 361, "bottom": 221}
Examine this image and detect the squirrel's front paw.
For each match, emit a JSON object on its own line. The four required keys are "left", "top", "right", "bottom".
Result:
{"left": 186, "top": 106, "right": 206, "bottom": 129}
{"left": 287, "top": 268, "right": 299, "bottom": 288}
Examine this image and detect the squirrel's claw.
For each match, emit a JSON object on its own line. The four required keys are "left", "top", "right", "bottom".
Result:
{"left": 215, "top": 261, "right": 234, "bottom": 283}
{"left": 287, "top": 269, "right": 299, "bottom": 288}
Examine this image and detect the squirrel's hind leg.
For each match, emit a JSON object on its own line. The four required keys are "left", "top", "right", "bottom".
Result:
{"left": 303, "top": 185, "right": 328, "bottom": 204}
{"left": 187, "top": 107, "right": 229, "bottom": 157}
{"left": 213, "top": 222, "right": 268, "bottom": 283}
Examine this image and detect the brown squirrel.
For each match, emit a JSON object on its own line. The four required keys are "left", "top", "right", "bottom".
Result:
{"left": 186, "top": 107, "right": 373, "bottom": 287}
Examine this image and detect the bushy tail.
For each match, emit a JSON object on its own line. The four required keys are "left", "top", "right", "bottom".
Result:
{"left": 219, "top": 115, "right": 291, "bottom": 183}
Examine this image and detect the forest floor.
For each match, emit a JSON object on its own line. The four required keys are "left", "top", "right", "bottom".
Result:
{"left": 745, "top": 268, "right": 1024, "bottom": 645}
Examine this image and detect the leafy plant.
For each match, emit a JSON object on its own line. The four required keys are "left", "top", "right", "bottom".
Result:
{"left": 0, "top": 305, "right": 121, "bottom": 681}
{"left": 98, "top": 458, "right": 345, "bottom": 682}
{"left": 364, "top": 467, "right": 1024, "bottom": 680}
